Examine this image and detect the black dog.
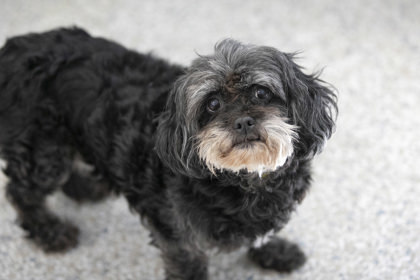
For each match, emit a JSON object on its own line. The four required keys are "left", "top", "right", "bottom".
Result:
{"left": 0, "top": 28, "right": 337, "bottom": 279}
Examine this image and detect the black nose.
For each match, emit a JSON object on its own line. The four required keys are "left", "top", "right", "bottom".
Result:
{"left": 234, "top": 116, "right": 256, "bottom": 135}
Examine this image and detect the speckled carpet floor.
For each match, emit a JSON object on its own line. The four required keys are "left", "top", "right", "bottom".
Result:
{"left": 0, "top": 0, "right": 419, "bottom": 279}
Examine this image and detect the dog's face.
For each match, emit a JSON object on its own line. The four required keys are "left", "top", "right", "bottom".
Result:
{"left": 156, "top": 39, "right": 337, "bottom": 178}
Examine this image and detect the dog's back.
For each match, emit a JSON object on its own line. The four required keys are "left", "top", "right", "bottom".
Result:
{"left": 0, "top": 28, "right": 115, "bottom": 143}
{"left": 0, "top": 27, "right": 181, "bottom": 145}
{"left": 0, "top": 27, "right": 183, "bottom": 170}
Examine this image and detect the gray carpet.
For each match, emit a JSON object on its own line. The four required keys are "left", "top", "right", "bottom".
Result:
{"left": 0, "top": 0, "right": 419, "bottom": 279}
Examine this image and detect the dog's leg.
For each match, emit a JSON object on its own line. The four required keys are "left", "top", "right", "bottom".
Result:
{"left": 124, "top": 185, "right": 208, "bottom": 279}
{"left": 248, "top": 235, "right": 306, "bottom": 273}
{"left": 144, "top": 223, "right": 208, "bottom": 280}
{"left": 157, "top": 240, "right": 208, "bottom": 280}
{"left": 4, "top": 142, "right": 79, "bottom": 252}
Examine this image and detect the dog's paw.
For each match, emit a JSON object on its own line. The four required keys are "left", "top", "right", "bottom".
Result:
{"left": 248, "top": 237, "right": 306, "bottom": 273}
{"left": 25, "top": 220, "right": 80, "bottom": 253}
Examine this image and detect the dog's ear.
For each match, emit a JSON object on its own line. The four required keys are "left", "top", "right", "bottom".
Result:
{"left": 155, "top": 76, "right": 203, "bottom": 177}
{"left": 280, "top": 53, "right": 337, "bottom": 159}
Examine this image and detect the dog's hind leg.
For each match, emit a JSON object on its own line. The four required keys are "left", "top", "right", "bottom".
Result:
{"left": 4, "top": 139, "right": 79, "bottom": 252}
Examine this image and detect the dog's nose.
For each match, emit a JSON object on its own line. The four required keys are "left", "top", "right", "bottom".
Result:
{"left": 234, "top": 116, "right": 256, "bottom": 135}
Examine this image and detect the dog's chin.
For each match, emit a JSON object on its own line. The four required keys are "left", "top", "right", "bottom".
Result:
{"left": 198, "top": 138, "right": 294, "bottom": 176}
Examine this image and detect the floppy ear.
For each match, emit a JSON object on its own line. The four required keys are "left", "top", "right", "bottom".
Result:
{"left": 282, "top": 54, "right": 337, "bottom": 159}
{"left": 155, "top": 77, "right": 187, "bottom": 172}
{"left": 155, "top": 76, "right": 204, "bottom": 178}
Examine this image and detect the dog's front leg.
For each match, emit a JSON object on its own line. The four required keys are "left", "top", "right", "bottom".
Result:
{"left": 160, "top": 243, "right": 208, "bottom": 280}
{"left": 146, "top": 224, "right": 208, "bottom": 280}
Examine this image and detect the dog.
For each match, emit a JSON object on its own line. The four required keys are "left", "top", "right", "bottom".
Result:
{"left": 0, "top": 27, "right": 337, "bottom": 279}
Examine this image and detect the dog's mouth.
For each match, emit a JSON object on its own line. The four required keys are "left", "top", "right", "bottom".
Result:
{"left": 231, "top": 135, "right": 263, "bottom": 149}
{"left": 221, "top": 135, "right": 267, "bottom": 161}
{"left": 233, "top": 140, "right": 261, "bottom": 149}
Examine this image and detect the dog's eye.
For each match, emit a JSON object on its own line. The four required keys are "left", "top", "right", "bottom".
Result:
{"left": 254, "top": 86, "right": 272, "bottom": 101}
{"left": 207, "top": 98, "right": 221, "bottom": 112}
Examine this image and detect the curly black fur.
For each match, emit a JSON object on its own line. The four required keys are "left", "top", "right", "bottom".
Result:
{"left": 0, "top": 27, "right": 337, "bottom": 279}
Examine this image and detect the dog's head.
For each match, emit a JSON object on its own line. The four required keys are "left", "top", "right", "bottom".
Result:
{"left": 156, "top": 39, "right": 337, "bottom": 178}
